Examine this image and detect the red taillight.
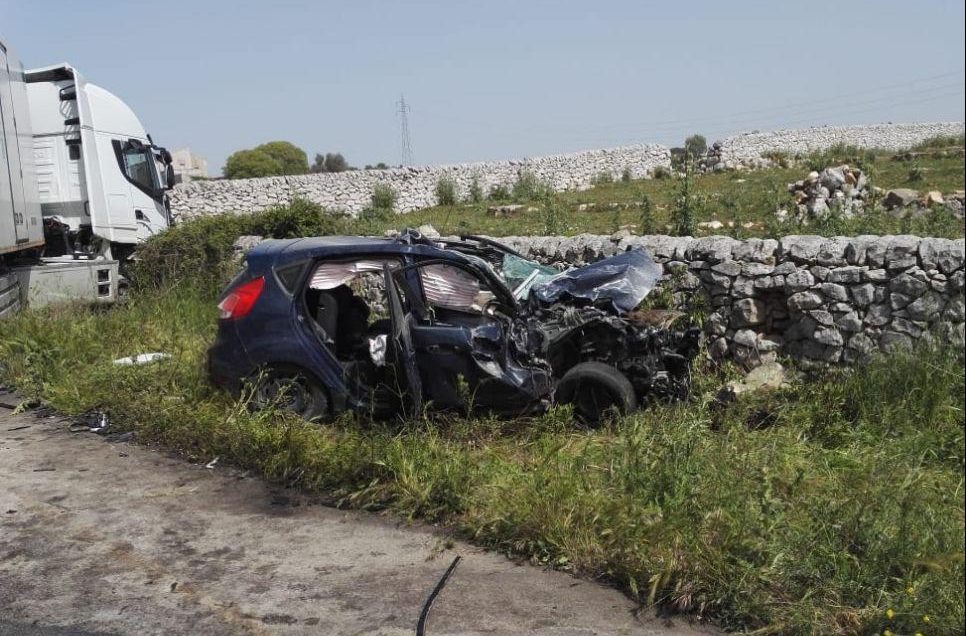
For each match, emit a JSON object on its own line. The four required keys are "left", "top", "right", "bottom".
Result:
{"left": 218, "top": 276, "right": 265, "bottom": 320}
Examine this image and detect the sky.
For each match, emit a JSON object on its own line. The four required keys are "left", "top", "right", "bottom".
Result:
{"left": 3, "top": 1, "right": 964, "bottom": 175}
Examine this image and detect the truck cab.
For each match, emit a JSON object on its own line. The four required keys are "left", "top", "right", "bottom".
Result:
{"left": 24, "top": 63, "right": 173, "bottom": 259}
{"left": 3, "top": 36, "right": 173, "bottom": 314}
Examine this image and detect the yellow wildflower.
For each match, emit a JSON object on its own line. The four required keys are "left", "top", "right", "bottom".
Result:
{"left": 923, "top": 614, "right": 931, "bottom": 623}
{"left": 886, "top": 608, "right": 895, "bottom": 620}
{"left": 883, "top": 630, "right": 893, "bottom": 636}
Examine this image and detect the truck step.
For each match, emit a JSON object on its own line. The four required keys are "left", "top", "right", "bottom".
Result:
{"left": 59, "top": 85, "right": 76, "bottom": 101}
{"left": 0, "top": 273, "right": 22, "bottom": 319}
{"left": 64, "top": 117, "right": 80, "bottom": 126}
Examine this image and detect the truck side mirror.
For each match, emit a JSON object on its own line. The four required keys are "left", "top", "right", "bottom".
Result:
{"left": 166, "top": 164, "right": 176, "bottom": 188}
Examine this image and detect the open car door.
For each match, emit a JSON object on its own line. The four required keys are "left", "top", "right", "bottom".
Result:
{"left": 383, "top": 263, "right": 423, "bottom": 416}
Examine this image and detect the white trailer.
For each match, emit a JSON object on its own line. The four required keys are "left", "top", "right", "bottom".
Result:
{"left": 2, "top": 37, "right": 172, "bottom": 316}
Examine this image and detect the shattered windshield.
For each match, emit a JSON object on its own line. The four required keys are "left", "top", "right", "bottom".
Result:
{"left": 500, "top": 254, "right": 561, "bottom": 300}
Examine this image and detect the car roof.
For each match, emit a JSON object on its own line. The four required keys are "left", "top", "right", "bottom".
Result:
{"left": 246, "top": 235, "right": 471, "bottom": 268}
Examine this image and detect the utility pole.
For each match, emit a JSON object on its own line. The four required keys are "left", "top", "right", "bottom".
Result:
{"left": 397, "top": 95, "right": 414, "bottom": 166}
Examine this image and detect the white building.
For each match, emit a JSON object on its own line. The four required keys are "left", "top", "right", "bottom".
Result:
{"left": 171, "top": 147, "right": 209, "bottom": 183}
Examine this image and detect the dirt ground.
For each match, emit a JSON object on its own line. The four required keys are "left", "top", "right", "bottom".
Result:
{"left": 0, "top": 401, "right": 716, "bottom": 636}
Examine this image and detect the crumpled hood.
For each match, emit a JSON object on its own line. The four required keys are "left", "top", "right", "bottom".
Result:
{"left": 530, "top": 248, "right": 662, "bottom": 314}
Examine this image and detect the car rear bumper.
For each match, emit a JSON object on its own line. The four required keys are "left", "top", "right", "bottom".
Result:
{"left": 207, "top": 325, "right": 251, "bottom": 396}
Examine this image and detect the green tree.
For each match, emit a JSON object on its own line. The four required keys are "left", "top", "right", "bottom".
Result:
{"left": 323, "top": 153, "right": 349, "bottom": 173}
{"left": 311, "top": 153, "right": 326, "bottom": 173}
{"left": 223, "top": 149, "right": 283, "bottom": 179}
{"left": 311, "top": 152, "right": 351, "bottom": 173}
{"left": 684, "top": 134, "right": 708, "bottom": 158}
{"left": 255, "top": 141, "right": 309, "bottom": 175}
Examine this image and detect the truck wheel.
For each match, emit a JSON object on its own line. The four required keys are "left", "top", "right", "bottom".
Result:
{"left": 253, "top": 366, "right": 329, "bottom": 422}
{"left": 555, "top": 362, "right": 637, "bottom": 424}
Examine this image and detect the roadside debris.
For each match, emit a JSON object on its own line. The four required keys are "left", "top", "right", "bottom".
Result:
{"left": 113, "top": 352, "right": 171, "bottom": 366}
{"left": 205, "top": 457, "right": 219, "bottom": 469}
{"left": 68, "top": 411, "right": 110, "bottom": 433}
{"left": 416, "top": 555, "right": 461, "bottom": 636}
{"left": 715, "top": 362, "right": 787, "bottom": 405}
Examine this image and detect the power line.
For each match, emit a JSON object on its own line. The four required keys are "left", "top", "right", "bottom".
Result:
{"left": 409, "top": 69, "right": 964, "bottom": 138}
{"left": 397, "top": 95, "right": 414, "bottom": 166}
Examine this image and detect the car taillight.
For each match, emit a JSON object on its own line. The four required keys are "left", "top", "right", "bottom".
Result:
{"left": 218, "top": 276, "right": 265, "bottom": 320}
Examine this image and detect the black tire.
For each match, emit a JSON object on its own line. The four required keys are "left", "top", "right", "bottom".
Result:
{"left": 252, "top": 366, "right": 329, "bottom": 422}
{"left": 555, "top": 362, "right": 637, "bottom": 424}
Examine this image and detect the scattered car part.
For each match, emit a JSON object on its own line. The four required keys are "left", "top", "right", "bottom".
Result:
{"left": 113, "top": 352, "right": 170, "bottom": 366}
{"left": 715, "top": 362, "right": 788, "bottom": 405}
{"left": 68, "top": 411, "right": 110, "bottom": 433}
{"left": 416, "top": 555, "right": 461, "bottom": 636}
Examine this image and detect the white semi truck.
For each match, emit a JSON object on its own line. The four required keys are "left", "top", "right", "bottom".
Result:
{"left": 2, "top": 37, "right": 173, "bottom": 317}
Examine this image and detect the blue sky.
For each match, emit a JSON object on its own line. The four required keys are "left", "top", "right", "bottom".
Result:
{"left": 3, "top": 1, "right": 964, "bottom": 174}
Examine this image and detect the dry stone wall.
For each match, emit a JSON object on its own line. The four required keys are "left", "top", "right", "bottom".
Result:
{"left": 169, "top": 145, "right": 670, "bottom": 219}
{"left": 709, "top": 121, "right": 964, "bottom": 170}
{"left": 492, "top": 233, "right": 965, "bottom": 366}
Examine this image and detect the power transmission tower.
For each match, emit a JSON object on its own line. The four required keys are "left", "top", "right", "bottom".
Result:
{"left": 397, "top": 95, "right": 414, "bottom": 166}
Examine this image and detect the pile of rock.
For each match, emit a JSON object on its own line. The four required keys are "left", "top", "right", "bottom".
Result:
{"left": 786, "top": 165, "right": 868, "bottom": 221}
{"left": 700, "top": 142, "right": 726, "bottom": 172}
{"left": 882, "top": 188, "right": 964, "bottom": 219}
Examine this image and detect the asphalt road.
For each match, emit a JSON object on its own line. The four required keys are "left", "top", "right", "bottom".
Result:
{"left": 0, "top": 400, "right": 716, "bottom": 636}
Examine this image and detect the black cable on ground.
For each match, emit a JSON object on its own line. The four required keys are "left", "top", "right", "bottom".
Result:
{"left": 415, "top": 555, "right": 461, "bottom": 636}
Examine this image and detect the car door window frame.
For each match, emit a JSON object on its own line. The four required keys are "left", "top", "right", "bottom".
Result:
{"left": 396, "top": 258, "right": 518, "bottom": 326}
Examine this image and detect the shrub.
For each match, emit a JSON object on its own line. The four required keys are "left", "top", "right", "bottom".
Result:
{"left": 512, "top": 170, "right": 548, "bottom": 201}
{"left": 806, "top": 143, "right": 877, "bottom": 172}
{"left": 591, "top": 171, "right": 614, "bottom": 186}
{"left": 488, "top": 184, "right": 510, "bottom": 201}
{"left": 541, "top": 193, "right": 562, "bottom": 235}
{"left": 912, "top": 133, "right": 965, "bottom": 151}
{"left": 130, "top": 199, "right": 338, "bottom": 290}
{"left": 761, "top": 150, "right": 790, "bottom": 168}
{"left": 638, "top": 194, "right": 655, "bottom": 234}
{"left": 671, "top": 156, "right": 698, "bottom": 236}
{"left": 371, "top": 183, "right": 397, "bottom": 212}
{"left": 651, "top": 165, "right": 671, "bottom": 179}
{"left": 907, "top": 163, "right": 925, "bottom": 183}
{"left": 669, "top": 147, "right": 687, "bottom": 171}
{"left": 434, "top": 176, "right": 458, "bottom": 206}
{"left": 468, "top": 177, "right": 484, "bottom": 203}
{"left": 684, "top": 133, "right": 707, "bottom": 158}
{"left": 621, "top": 166, "right": 633, "bottom": 183}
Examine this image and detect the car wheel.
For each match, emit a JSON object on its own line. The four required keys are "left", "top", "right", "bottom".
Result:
{"left": 555, "top": 362, "right": 637, "bottom": 424}
{"left": 253, "top": 367, "right": 329, "bottom": 421}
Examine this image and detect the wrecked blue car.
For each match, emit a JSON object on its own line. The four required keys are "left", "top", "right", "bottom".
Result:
{"left": 208, "top": 230, "right": 700, "bottom": 423}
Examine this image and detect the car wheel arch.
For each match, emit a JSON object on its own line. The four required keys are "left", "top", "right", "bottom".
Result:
{"left": 246, "top": 362, "right": 334, "bottom": 420}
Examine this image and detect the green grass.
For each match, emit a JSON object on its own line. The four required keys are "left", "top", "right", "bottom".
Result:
{"left": 343, "top": 144, "right": 964, "bottom": 240}
{"left": 1, "top": 281, "right": 962, "bottom": 635}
